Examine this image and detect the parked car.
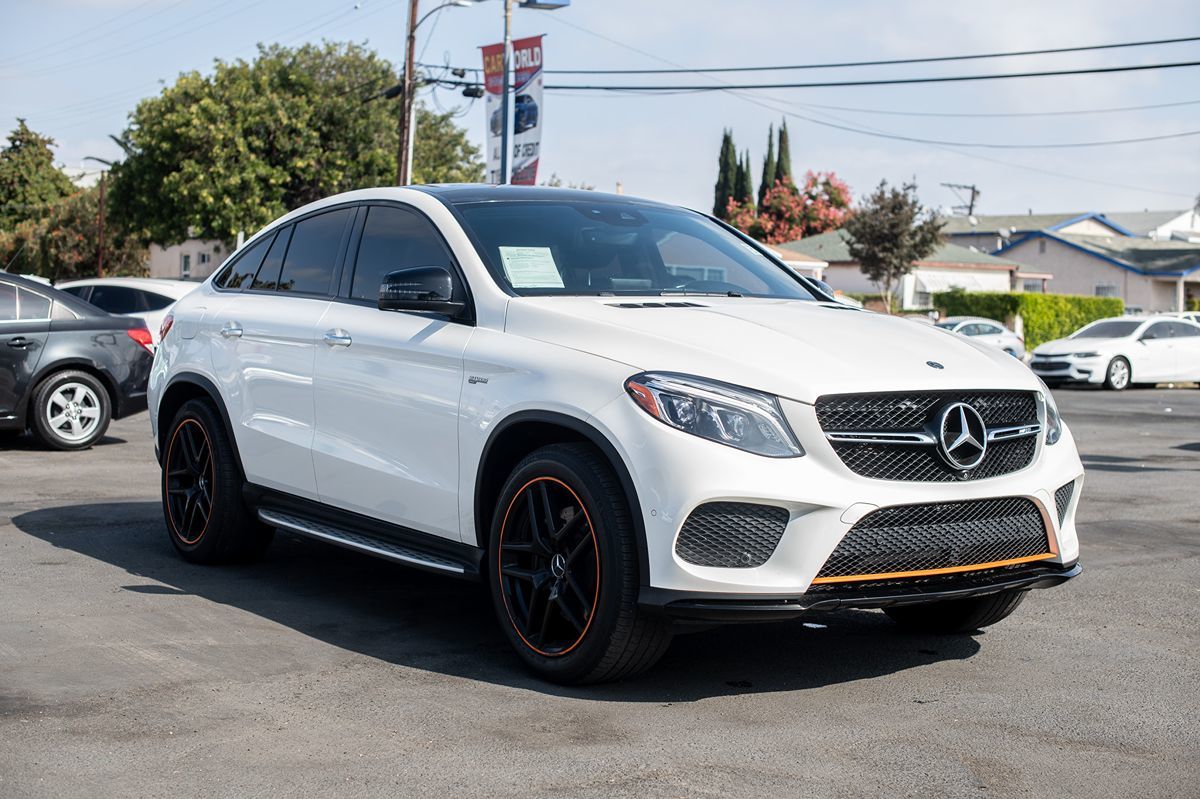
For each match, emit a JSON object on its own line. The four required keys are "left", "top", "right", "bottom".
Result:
{"left": 56, "top": 277, "right": 197, "bottom": 346}
{"left": 1, "top": 272, "right": 154, "bottom": 449}
{"left": 1030, "top": 316, "right": 1200, "bottom": 390}
{"left": 1157, "top": 310, "right": 1200, "bottom": 326}
{"left": 936, "top": 316, "right": 1025, "bottom": 358}
{"left": 150, "top": 186, "right": 1083, "bottom": 683}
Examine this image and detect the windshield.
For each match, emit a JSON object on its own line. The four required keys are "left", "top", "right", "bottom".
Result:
{"left": 1072, "top": 320, "right": 1141, "bottom": 339}
{"left": 454, "top": 200, "right": 817, "bottom": 299}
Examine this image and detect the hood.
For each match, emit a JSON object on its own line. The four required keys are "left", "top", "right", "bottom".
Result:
{"left": 504, "top": 297, "right": 1040, "bottom": 404}
{"left": 1034, "top": 337, "right": 1123, "bottom": 356}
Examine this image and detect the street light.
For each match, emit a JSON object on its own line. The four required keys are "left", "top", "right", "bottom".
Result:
{"left": 397, "top": 0, "right": 476, "bottom": 185}
{"left": 83, "top": 156, "right": 114, "bottom": 278}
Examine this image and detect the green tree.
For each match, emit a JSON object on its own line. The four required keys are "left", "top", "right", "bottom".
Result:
{"left": 0, "top": 120, "right": 75, "bottom": 230}
{"left": 109, "top": 42, "right": 481, "bottom": 245}
{"left": 843, "top": 180, "right": 943, "bottom": 313}
{"left": 773, "top": 119, "right": 792, "bottom": 186}
{"left": 758, "top": 124, "right": 776, "bottom": 207}
{"left": 0, "top": 185, "right": 146, "bottom": 280}
{"left": 737, "top": 150, "right": 754, "bottom": 205}
{"left": 713, "top": 129, "right": 736, "bottom": 218}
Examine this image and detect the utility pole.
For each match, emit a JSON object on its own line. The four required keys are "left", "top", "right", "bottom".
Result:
{"left": 96, "top": 171, "right": 106, "bottom": 277}
{"left": 396, "top": 0, "right": 420, "bottom": 185}
{"left": 499, "top": 0, "right": 514, "bottom": 184}
{"left": 941, "top": 182, "right": 980, "bottom": 216}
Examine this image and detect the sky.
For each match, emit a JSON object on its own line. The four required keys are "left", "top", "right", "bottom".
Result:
{"left": 2, "top": 0, "right": 1199, "bottom": 218}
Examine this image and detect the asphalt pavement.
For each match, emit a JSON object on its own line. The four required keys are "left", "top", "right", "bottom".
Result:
{"left": 1, "top": 387, "right": 1198, "bottom": 798}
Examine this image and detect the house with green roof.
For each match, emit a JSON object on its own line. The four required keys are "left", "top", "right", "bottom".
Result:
{"left": 942, "top": 209, "right": 1199, "bottom": 253}
{"left": 996, "top": 231, "right": 1200, "bottom": 313}
{"left": 777, "top": 230, "right": 1045, "bottom": 310}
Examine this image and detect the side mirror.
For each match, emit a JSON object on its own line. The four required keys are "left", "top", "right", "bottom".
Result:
{"left": 810, "top": 278, "right": 835, "bottom": 298}
{"left": 378, "top": 266, "right": 465, "bottom": 316}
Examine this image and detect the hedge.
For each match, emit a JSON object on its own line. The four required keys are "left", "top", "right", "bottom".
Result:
{"left": 1189, "top": 298, "right": 1200, "bottom": 312}
{"left": 933, "top": 289, "right": 1124, "bottom": 349}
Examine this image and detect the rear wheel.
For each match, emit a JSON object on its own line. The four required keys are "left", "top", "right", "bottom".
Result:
{"left": 489, "top": 443, "right": 671, "bottom": 684}
{"left": 30, "top": 370, "right": 111, "bottom": 450}
{"left": 1104, "top": 356, "right": 1131, "bottom": 390}
{"left": 884, "top": 589, "right": 1026, "bottom": 633}
{"left": 162, "top": 398, "right": 273, "bottom": 563}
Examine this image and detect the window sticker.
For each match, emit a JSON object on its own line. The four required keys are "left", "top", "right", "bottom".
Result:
{"left": 498, "top": 246, "right": 564, "bottom": 288}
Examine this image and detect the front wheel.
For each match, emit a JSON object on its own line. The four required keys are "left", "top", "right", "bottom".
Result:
{"left": 488, "top": 443, "right": 671, "bottom": 684}
{"left": 1104, "top": 356, "right": 1131, "bottom": 390}
{"left": 884, "top": 589, "right": 1026, "bottom": 633}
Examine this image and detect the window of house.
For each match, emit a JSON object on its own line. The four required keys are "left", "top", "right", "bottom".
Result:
{"left": 1038, "top": 240, "right": 1047, "bottom": 254}
{"left": 180, "top": 254, "right": 191, "bottom": 279}
{"left": 1022, "top": 279, "right": 1043, "bottom": 293}
{"left": 913, "top": 290, "right": 932, "bottom": 308}
{"left": 1094, "top": 284, "right": 1119, "bottom": 298}
{"left": 198, "top": 252, "right": 211, "bottom": 265}
{"left": 276, "top": 208, "right": 353, "bottom": 295}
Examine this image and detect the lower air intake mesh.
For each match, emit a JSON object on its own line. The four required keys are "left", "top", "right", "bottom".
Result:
{"left": 1054, "top": 481, "right": 1075, "bottom": 525}
{"left": 815, "top": 496, "right": 1051, "bottom": 582}
{"left": 675, "top": 502, "right": 789, "bottom": 568}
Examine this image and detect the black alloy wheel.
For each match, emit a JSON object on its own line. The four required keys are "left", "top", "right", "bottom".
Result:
{"left": 497, "top": 476, "right": 600, "bottom": 657}
{"left": 164, "top": 418, "right": 215, "bottom": 546}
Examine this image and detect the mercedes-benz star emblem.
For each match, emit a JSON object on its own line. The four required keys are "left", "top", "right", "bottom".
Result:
{"left": 937, "top": 402, "right": 988, "bottom": 470}
{"left": 550, "top": 553, "right": 567, "bottom": 579}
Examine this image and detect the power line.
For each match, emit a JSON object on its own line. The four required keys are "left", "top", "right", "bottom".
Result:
{"left": 525, "top": 60, "right": 1200, "bottom": 92}
{"left": 796, "top": 97, "right": 1200, "bottom": 119}
{"left": 512, "top": 34, "right": 1200, "bottom": 75}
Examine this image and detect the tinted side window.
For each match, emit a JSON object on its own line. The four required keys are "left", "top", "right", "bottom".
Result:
{"left": 1168, "top": 321, "right": 1199, "bottom": 338}
{"left": 217, "top": 232, "right": 273, "bottom": 290}
{"left": 351, "top": 206, "right": 453, "bottom": 301}
{"left": 0, "top": 283, "right": 16, "bottom": 321}
{"left": 60, "top": 285, "right": 90, "bottom": 300}
{"left": 18, "top": 288, "right": 52, "bottom": 320}
{"left": 1142, "top": 323, "right": 1170, "bottom": 340}
{"left": 88, "top": 285, "right": 143, "bottom": 314}
{"left": 252, "top": 226, "right": 293, "bottom": 291}
{"left": 141, "top": 291, "right": 175, "bottom": 311}
{"left": 277, "top": 208, "right": 352, "bottom": 295}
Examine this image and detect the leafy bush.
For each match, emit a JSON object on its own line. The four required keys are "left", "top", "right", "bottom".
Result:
{"left": 933, "top": 289, "right": 1124, "bottom": 349}
{"left": 1188, "top": 298, "right": 1200, "bottom": 312}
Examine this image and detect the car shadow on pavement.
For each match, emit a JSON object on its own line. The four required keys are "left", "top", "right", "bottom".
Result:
{"left": 12, "top": 501, "right": 983, "bottom": 701}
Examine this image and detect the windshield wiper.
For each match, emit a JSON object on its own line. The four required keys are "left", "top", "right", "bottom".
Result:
{"left": 658, "top": 288, "right": 743, "bottom": 297}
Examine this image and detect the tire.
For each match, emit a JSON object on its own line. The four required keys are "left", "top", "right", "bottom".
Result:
{"left": 1104, "top": 356, "right": 1131, "bottom": 391}
{"left": 884, "top": 589, "right": 1026, "bottom": 634}
{"left": 161, "top": 398, "right": 273, "bottom": 563}
{"left": 30, "top": 369, "right": 111, "bottom": 450}
{"left": 488, "top": 443, "right": 671, "bottom": 684}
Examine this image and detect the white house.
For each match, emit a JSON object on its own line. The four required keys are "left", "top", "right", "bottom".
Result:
{"left": 148, "top": 239, "right": 227, "bottom": 281}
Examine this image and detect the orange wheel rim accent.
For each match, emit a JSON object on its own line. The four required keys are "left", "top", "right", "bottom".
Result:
{"left": 497, "top": 476, "right": 600, "bottom": 658}
{"left": 164, "top": 419, "right": 215, "bottom": 546}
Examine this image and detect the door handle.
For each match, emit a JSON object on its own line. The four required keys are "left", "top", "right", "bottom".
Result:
{"left": 7, "top": 336, "right": 30, "bottom": 348}
{"left": 323, "top": 329, "right": 352, "bottom": 347}
{"left": 220, "top": 324, "right": 243, "bottom": 338}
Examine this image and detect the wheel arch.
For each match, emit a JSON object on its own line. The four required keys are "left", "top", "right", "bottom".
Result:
{"left": 474, "top": 410, "right": 650, "bottom": 585}
{"left": 157, "top": 372, "right": 244, "bottom": 478}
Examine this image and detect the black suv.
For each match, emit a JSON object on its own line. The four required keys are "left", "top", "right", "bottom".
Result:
{"left": 0, "top": 273, "right": 154, "bottom": 449}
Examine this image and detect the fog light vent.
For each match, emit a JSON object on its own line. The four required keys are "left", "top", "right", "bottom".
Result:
{"left": 675, "top": 502, "right": 789, "bottom": 568}
{"left": 1054, "top": 481, "right": 1075, "bottom": 526}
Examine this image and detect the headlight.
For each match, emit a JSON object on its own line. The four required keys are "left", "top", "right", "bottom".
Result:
{"left": 625, "top": 372, "right": 804, "bottom": 457}
{"left": 1072, "top": 351, "right": 1100, "bottom": 358}
{"left": 1037, "top": 378, "right": 1064, "bottom": 445}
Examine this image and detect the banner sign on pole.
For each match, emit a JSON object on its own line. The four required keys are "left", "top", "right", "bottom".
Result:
{"left": 482, "top": 35, "right": 544, "bottom": 185}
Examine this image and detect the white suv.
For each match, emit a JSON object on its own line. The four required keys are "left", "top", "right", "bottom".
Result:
{"left": 149, "top": 186, "right": 1083, "bottom": 684}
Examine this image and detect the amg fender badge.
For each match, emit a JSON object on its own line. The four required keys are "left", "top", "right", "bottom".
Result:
{"left": 468, "top": 375, "right": 489, "bottom": 384}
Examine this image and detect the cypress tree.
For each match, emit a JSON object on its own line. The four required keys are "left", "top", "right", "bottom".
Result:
{"left": 713, "top": 129, "right": 737, "bottom": 217}
{"left": 774, "top": 119, "right": 793, "bottom": 186}
{"left": 738, "top": 150, "right": 754, "bottom": 204}
{"left": 758, "top": 123, "right": 776, "bottom": 206}
{"left": 733, "top": 151, "right": 746, "bottom": 207}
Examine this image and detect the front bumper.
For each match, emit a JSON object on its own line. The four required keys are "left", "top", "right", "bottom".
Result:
{"left": 589, "top": 392, "right": 1084, "bottom": 598}
{"left": 1030, "top": 356, "right": 1105, "bottom": 383}
{"left": 642, "top": 561, "right": 1081, "bottom": 622}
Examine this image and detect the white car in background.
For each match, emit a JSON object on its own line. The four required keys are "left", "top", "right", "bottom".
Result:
{"left": 56, "top": 278, "right": 198, "bottom": 345}
{"left": 936, "top": 316, "right": 1026, "bottom": 358}
{"left": 1157, "top": 310, "right": 1200, "bottom": 326}
{"left": 1030, "top": 316, "right": 1200, "bottom": 390}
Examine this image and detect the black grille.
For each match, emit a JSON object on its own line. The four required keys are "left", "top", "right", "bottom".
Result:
{"left": 1054, "top": 481, "right": 1075, "bottom": 525}
{"left": 816, "top": 390, "right": 1039, "bottom": 482}
{"left": 815, "top": 496, "right": 1051, "bottom": 582}
{"left": 1032, "top": 361, "right": 1071, "bottom": 372}
{"left": 675, "top": 502, "right": 789, "bottom": 568}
